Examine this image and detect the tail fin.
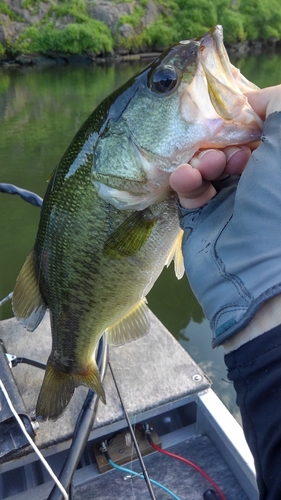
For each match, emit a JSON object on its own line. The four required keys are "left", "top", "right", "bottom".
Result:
{"left": 36, "top": 359, "right": 106, "bottom": 421}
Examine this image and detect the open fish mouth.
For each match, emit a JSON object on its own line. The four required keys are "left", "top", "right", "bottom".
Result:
{"left": 200, "top": 26, "right": 262, "bottom": 126}
{"left": 183, "top": 25, "right": 263, "bottom": 142}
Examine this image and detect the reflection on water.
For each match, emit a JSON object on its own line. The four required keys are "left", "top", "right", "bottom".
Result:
{"left": 1, "top": 51, "right": 281, "bottom": 419}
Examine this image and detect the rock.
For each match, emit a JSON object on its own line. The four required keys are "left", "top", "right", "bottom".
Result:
{"left": 54, "top": 14, "right": 77, "bottom": 29}
{"left": 88, "top": 1, "right": 136, "bottom": 35}
{"left": 15, "top": 53, "right": 57, "bottom": 66}
{"left": 14, "top": 54, "right": 33, "bottom": 65}
{"left": 118, "top": 23, "right": 134, "bottom": 39}
{"left": 225, "top": 40, "right": 250, "bottom": 56}
{"left": 0, "top": 14, "right": 25, "bottom": 47}
{"left": 8, "top": 0, "right": 52, "bottom": 24}
{"left": 143, "top": 0, "right": 159, "bottom": 27}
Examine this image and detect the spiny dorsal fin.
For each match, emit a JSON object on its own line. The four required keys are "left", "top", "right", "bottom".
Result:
{"left": 36, "top": 358, "right": 106, "bottom": 421}
{"left": 103, "top": 209, "right": 157, "bottom": 258}
{"left": 107, "top": 298, "right": 150, "bottom": 346}
{"left": 165, "top": 230, "right": 185, "bottom": 279}
{"left": 12, "top": 252, "right": 47, "bottom": 331}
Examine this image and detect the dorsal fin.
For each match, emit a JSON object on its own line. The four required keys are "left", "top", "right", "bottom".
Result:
{"left": 165, "top": 230, "right": 185, "bottom": 279}
{"left": 107, "top": 298, "right": 150, "bottom": 346}
{"left": 12, "top": 252, "right": 47, "bottom": 331}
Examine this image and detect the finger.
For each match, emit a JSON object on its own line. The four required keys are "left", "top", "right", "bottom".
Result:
{"left": 223, "top": 145, "right": 252, "bottom": 175}
{"left": 170, "top": 163, "right": 216, "bottom": 209}
{"left": 189, "top": 149, "right": 226, "bottom": 180}
{"left": 245, "top": 85, "right": 281, "bottom": 119}
{"left": 190, "top": 146, "right": 251, "bottom": 178}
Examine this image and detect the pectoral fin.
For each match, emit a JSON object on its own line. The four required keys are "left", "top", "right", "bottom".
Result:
{"left": 12, "top": 252, "right": 47, "bottom": 331}
{"left": 107, "top": 298, "right": 150, "bottom": 346}
{"left": 165, "top": 230, "right": 185, "bottom": 279}
{"left": 104, "top": 209, "right": 157, "bottom": 258}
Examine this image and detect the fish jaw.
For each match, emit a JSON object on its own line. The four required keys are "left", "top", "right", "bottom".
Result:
{"left": 184, "top": 25, "right": 263, "bottom": 145}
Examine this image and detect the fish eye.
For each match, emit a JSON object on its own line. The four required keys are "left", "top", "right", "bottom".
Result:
{"left": 150, "top": 65, "right": 179, "bottom": 95}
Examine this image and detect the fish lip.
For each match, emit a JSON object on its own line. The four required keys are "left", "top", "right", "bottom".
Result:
{"left": 195, "top": 25, "right": 262, "bottom": 134}
{"left": 199, "top": 25, "right": 224, "bottom": 55}
{"left": 198, "top": 25, "right": 230, "bottom": 77}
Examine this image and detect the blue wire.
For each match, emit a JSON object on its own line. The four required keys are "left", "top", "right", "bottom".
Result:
{"left": 108, "top": 458, "right": 182, "bottom": 500}
{"left": 0, "top": 292, "right": 13, "bottom": 307}
{"left": 0, "top": 183, "right": 43, "bottom": 207}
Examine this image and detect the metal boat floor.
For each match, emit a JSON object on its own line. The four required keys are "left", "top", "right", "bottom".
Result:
{"left": 74, "top": 434, "right": 248, "bottom": 499}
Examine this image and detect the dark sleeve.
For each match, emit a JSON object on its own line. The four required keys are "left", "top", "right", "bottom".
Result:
{"left": 225, "top": 325, "right": 281, "bottom": 500}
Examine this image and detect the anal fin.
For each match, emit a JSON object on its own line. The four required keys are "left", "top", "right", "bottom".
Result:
{"left": 107, "top": 298, "right": 150, "bottom": 346}
{"left": 12, "top": 252, "right": 47, "bottom": 331}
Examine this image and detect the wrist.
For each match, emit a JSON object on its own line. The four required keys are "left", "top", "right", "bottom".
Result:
{"left": 223, "top": 294, "right": 281, "bottom": 353}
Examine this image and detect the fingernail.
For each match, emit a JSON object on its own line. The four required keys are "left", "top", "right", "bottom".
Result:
{"left": 225, "top": 147, "right": 243, "bottom": 162}
{"left": 190, "top": 149, "right": 217, "bottom": 168}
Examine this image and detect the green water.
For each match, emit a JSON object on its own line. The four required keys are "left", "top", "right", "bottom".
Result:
{"left": 1, "top": 52, "right": 281, "bottom": 419}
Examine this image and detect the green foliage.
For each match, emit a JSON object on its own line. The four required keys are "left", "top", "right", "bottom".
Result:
{"left": 0, "top": 1, "right": 23, "bottom": 21}
{"left": 50, "top": 0, "right": 88, "bottom": 21}
{"left": 119, "top": 5, "right": 145, "bottom": 28}
{"left": 142, "top": 17, "right": 178, "bottom": 47}
{"left": 173, "top": 0, "right": 219, "bottom": 38}
{"left": 146, "top": 0, "right": 281, "bottom": 45}
{"left": 2, "top": 0, "right": 281, "bottom": 56}
{"left": 219, "top": 10, "right": 246, "bottom": 42}
{"left": 22, "top": 0, "right": 49, "bottom": 14}
{"left": 0, "top": 41, "right": 5, "bottom": 56}
{"left": 15, "top": 21, "right": 114, "bottom": 55}
{"left": 238, "top": 0, "right": 281, "bottom": 40}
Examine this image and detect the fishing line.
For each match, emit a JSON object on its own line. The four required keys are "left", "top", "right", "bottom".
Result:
{"left": 108, "top": 359, "right": 157, "bottom": 500}
{"left": 129, "top": 412, "right": 138, "bottom": 500}
{"left": 0, "top": 379, "right": 69, "bottom": 500}
{"left": 106, "top": 457, "right": 182, "bottom": 500}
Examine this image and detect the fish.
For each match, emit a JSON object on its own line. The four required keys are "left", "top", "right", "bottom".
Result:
{"left": 12, "top": 25, "right": 262, "bottom": 421}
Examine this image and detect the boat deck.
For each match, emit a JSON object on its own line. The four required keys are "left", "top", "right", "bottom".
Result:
{"left": 0, "top": 311, "right": 258, "bottom": 499}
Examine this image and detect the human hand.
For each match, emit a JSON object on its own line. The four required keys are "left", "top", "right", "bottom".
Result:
{"left": 170, "top": 85, "right": 281, "bottom": 209}
{"left": 245, "top": 84, "right": 281, "bottom": 120}
{"left": 169, "top": 146, "right": 251, "bottom": 209}
{"left": 171, "top": 85, "right": 281, "bottom": 349}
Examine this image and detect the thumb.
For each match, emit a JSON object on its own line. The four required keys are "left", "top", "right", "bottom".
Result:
{"left": 245, "top": 85, "right": 281, "bottom": 120}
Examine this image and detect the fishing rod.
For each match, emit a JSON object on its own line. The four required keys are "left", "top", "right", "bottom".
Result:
{"left": 108, "top": 359, "right": 157, "bottom": 500}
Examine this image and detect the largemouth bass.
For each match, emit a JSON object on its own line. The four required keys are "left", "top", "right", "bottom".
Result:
{"left": 13, "top": 25, "right": 262, "bottom": 420}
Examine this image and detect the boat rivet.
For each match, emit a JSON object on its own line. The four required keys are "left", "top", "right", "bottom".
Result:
{"left": 193, "top": 374, "right": 202, "bottom": 382}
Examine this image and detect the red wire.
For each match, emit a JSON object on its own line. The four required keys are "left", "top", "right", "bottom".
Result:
{"left": 149, "top": 440, "right": 227, "bottom": 500}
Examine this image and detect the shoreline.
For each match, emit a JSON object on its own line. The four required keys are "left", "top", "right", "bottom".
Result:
{"left": 1, "top": 38, "right": 281, "bottom": 68}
